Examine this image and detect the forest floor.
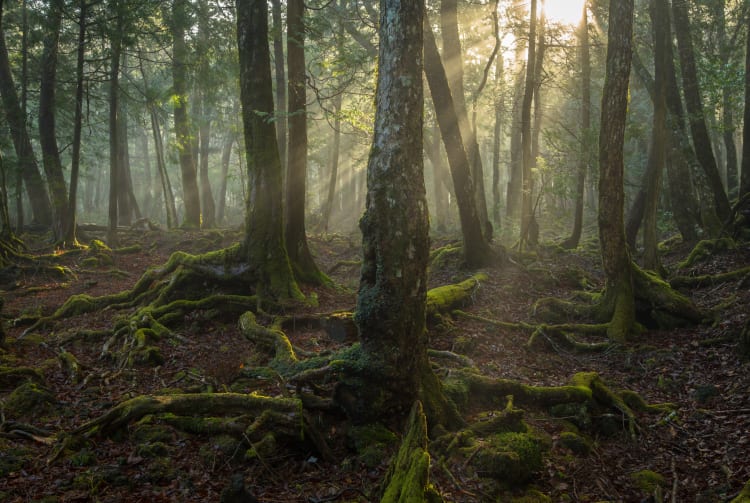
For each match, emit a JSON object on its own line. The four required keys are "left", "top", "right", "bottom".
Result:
{"left": 0, "top": 226, "right": 749, "bottom": 502}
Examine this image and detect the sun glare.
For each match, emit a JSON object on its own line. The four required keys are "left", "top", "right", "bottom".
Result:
{"left": 543, "top": 0, "right": 587, "bottom": 27}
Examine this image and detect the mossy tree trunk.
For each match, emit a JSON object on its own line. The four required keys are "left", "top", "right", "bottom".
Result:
{"left": 347, "top": 0, "right": 457, "bottom": 430}
{"left": 598, "top": 0, "right": 635, "bottom": 341}
{"left": 285, "top": 0, "right": 327, "bottom": 285}
{"left": 236, "top": 0, "right": 302, "bottom": 302}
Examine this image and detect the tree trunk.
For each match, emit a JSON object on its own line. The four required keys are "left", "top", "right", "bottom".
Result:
{"left": 108, "top": 2, "right": 122, "bottom": 244}
{"left": 563, "top": 3, "right": 591, "bottom": 250}
{"left": 198, "top": 98, "right": 216, "bottom": 228}
{"left": 197, "top": 3, "right": 215, "bottom": 228}
{"left": 271, "top": 0, "right": 287, "bottom": 174}
{"left": 598, "top": 0, "right": 635, "bottom": 341}
{"left": 519, "top": 0, "right": 537, "bottom": 250}
{"left": 0, "top": 1, "right": 53, "bottom": 226}
{"left": 38, "top": 0, "right": 69, "bottom": 241}
{"left": 507, "top": 63, "right": 525, "bottom": 220}
{"left": 217, "top": 131, "right": 235, "bottom": 224}
{"left": 172, "top": 0, "right": 201, "bottom": 229}
{"left": 672, "top": 0, "right": 731, "bottom": 223}
{"left": 66, "top": 0, "right": 87, "bottom": 245}
{"left": 348, "top": 0, "right": 459, "bottom": 430}
{"left": 236, "top": 0, "right": 301, "bottom": 301}
{"left": 440, "top": 0, "right": 492, "bottom": 241}
{"left": 117, "top": 99, "right": 135, "bottom": 225}
{"left": 423, "top": 19, "right": 495, "bottom": 267}
{"left": 717, "top": 0, "right": 738, "bottom": 196}
{"left": 492, "top": 53, "right": 504, "bottom": 226}
{"left": 322, "top": 93, "right": 342, "bottom": 233}
{"left": 285, "top": 0, "right": 326, "bottom": 284}
{"left": 741, "top": 8, "right": 750, "bottom": 199}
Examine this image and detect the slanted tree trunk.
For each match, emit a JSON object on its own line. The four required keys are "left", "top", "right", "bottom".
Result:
{"left": 440, "top": 0, "right": 492, "bottom": 241}
{"left": 285, "top": 0, "right": 326, "bottom": 284}
{"left": 236, "top": 0, "right": 302, "bottom": 302}
{"left": 38, "top": 0, "right": 69, "bottom": 242}
{"left": 171, "top": 0, "right": 201, "bottom": 229}
{"left": 563, "top": 3, "right": 591, "bottom": 250}
{"left": 423, "top": 19, "right": 496, "bottom": 268}
{"left": 741, "top": 9, "right": 750, "bottom": 199}
{"left": 598, "top": 0, "right": 635, "bottom": 341}
{"left": 672, "top": 0, "right": 731, "bottom": 223}
{"left": 0, "top": 0, "right": 53, "bottom": 227}
{"left": 345, "top": 0, "right": 460, "bottom": 430}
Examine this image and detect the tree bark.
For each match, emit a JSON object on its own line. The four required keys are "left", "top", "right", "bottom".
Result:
{"left": 349, "top": 0, "right": 459, "bottom": 430}
{"left": 0, "top": 0, "right": 53, "bottom": 226}
{"left": 236, "top": 0, "right": 301, "bottom": 301}
{"left": 322, "top": 93, "right": 342, "bottom": 233}
{"left": 108, "top": 1, "right": 122, "bottom": 243}
{"left": 716, "top": 0, "right": 738, "bottom": 196}
{"left": 741, "top": 8, "right": 750, "bottom": 199}
{"left": 172, "top": 0, "right": 201, "bottom": 228}
{"left": 217, "top": 130, "right": 235, "bottom": 224}
{"left": 67, "top": 0, "right": 88, "bottom": 245}
{"left": 507, "top": 65, "right": 525, "bottom": 220}
{"left": 423, "top": 19, "right": 495, "bottom": 267}
{"left": 197, "top": 1, "right": 215, "bottom": 228}
{"left": 563, "top": 3, "right": 591, "bottom": 250}
{"left": 285, "top": 0, "right": 325, "bottom": 284}
{"left": 672, "top": 0, "right": 731, "bottom": 223}
{"left": 492, "top": 52, "right": 504, "bottom": 226}
{"left": 38, "top": 0, "right": 69, "bottom": 241}
{"left": 271, "top": 0, "right": 287, "bottom": 173}
{"left": 598, "top": 0, "right": 635, "bottom": 341}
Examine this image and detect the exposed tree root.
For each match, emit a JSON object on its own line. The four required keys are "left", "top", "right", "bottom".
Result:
{"left": 380, "top": 401, "right": 443, "bottom": 503}
{"left": 731, "top": 478, "right": 750, "bottom": 503}
{"left": 426, "top": 273, "right": 488, "bottom": 321}
{"left": 670, "top": 265, "right": 750, "bottom": 289}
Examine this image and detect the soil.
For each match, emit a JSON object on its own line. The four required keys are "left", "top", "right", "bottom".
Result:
{"left": 1, "top": 228, "right": 748, "bottom": 502}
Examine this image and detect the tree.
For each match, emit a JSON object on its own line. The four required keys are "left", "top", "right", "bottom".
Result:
{"left": 171, "top": 0, "right": 201, "bottom": 228}
{"left": 271, "top": 0, "right": 287, "bottom": 172}
{"left": 597, "top": 0, "right": 635, "bottom": 341}
{"left": 196, "top": 0, "right": 216, "bottom": 228}
{"left": 38, "top": 0, "right": 70, "bottom": 242}
{"left": 237, "top": 0, "right": 302, "bottom": 301}
{"left": 672, "top": 0, "right": 731, "bottom": 224}
{"left": 741, "top": 7, "right": 750, "bottom": 199}
{"left": 342, "top": 0, "right": 460, "bottom": 431}
{"left": 423, "top": 19, "right": 497, "bottom": 267}
{"left": 562, "top": 1, "right": 591, "bottom": 250}
{"left": 285, "top": 0, "right": 327, "bottom": 284}
{"left": 0, "top": 0, "right": 53, "bottom": 227}
{"left": 107, "top": 0, "right": 122, "bottom": 243}
{"left": 519, "top": 0, "right": 539, "bottom": 249}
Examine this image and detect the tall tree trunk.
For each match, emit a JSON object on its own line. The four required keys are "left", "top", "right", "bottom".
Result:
{"left": 236, "top": 0, "right": 301, "bottom": 301}
{"left": 423, "top": 19, "right": 496, "bottom": 267}
{"left": 197, "top": 2, "right": 215, "bottom": 228}
{"left": 672, "top": 0, "right": 731, "bottom": 223}
{"left": 108, "top": 0, "right": 122, "bottom": 244}
{"left": 16, "top": 0, "right": 28, "bottom": 230}
{"left": 430, "top": 124, "right": 450, "bottom": 232}
{"left": 149, "top": 108, "right": 178, "bottom": 229}
{"left": 285, "top": 0, "right": 326, "bottom": 284}
{"left": 117, "top": 99, "right": 134, "bottom": 225}
{"left": 527, "top": 9, "right": 546, "bottom": 248}
{"left": 717, "top": 0, "right": 738, "bottom": 196}
{"left": 271, "top": 0, "right": 287, "bottom": 173}
{"left": 519, "top": 0, "right": 537, "bottom": 250}
{"left": 348, "top": 0, "right": 460, "bottom": 431}
{"left": 322, "top": 93, "right": 342, "bottom": 233}
{"left": 440, "top": 0, "right": 492, "bottom": 240}
{"left": 492, "top": 53, "right": 504, "bottom": 226}
{"left": 598, "top": 0, "right": 635, "bottom": 341}
{"left": 140, "top": 132, "right": 154, "bottom": 218}
{"left": 507, "top": 65, "right": 524, "bottom": 220}
{"left": 642, "top": 0, "right": 668, "bottom": 274}
{"left": 0, "top": 0, "right": 53, "bottom": 226}
{"left": 67, "top": 0, "right": 87, "bottom": 245}
{"left": 217, "top": 131, "right": 235, "bottom": 224}
{"left": 38, "top": 0, "right": 69, "bottom": 241}
{"left": 172, "top": 0, "right": 201, "bottom": 228}
{"left": 741, "top": 8, "right": 750, "bottom": 199}
{"left": 563, "top": 3, "right": 591, "bottom": 250}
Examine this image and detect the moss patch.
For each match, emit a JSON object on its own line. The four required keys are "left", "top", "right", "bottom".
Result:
{"left": 5, "top": 382, "right": 57, "bottom": 420}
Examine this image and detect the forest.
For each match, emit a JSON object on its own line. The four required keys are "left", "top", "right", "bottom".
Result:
{"left": 1, "top": 0, "right": 750, "bottom": 501}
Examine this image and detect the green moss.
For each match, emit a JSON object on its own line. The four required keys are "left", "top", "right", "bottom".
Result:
{"left": 349, "top": 423, "right": 398, "bottom": 468}
{"left": 145, "top": 457, "right": 174, "bottom": 483}
{"left": 136, "top": 441, "right": 169, "bottom": 458}
{"left": 678, "top": 237, "right": 735, "bottom": 269}
{"left": 470, "top": 432, "right": 544, "bottom": 485}
{"left": 558, "top": 431, "right": 592, "bottom": 456}
{"left": 113, "top": 244, "right": 142, "bottom": 255}
{"left": 131, "top": 424, "right": 174, "bottom": 444}
{"left": 245, "top": 432, "right": 276, "bottom": 460}
{"left": 81, "top": 257, "right": 99, "bottom": 268}
{"left": 630, "top": 470, "right": 665, "bottom": 493}
{"left": 510, "top": 489, "right": 552, "bottom": 502}
{"left": 730, "top": 479, "right": 750, "bottom": 502}
{"left": 129, "top": 346, "right": 165, "bottom": 367}
{"left": 5, "top": 382, "right": 56, "bottom": 420}
{"left": 426, "top": 273, "right": 488, "bottom": 319}
{"left": 70, "top": 448, "right": 97, "bottom": 467}
{"left": 89, "top": 239, "right": 112, "bottom": 253}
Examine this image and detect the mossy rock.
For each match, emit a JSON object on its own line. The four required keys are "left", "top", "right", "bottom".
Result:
{"left": 469, "top": 432, "right": 544, "bottom": 485}
{"left": 558, "top": 431, "right": 592, "bottom": 456}
{"left": 549, "top": 402, "right": 591, "bottom": 431}
{"left": 136, "top": 441, "right": 170, "bottom": 458}
{"left": 348, "top": 423, "right": 398, "bottom": 468}
{"left": 630, "top": 469, "right": 665, "bottom": 493}
{"left": 5, "top": 382, "right": 57, "bottom": 420}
